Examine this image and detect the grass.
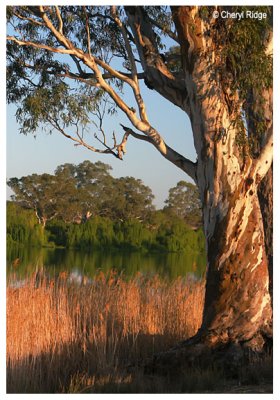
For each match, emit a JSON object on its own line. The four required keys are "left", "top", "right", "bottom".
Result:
{"left": 6, "top": 269, "right": 272, "bottom": 393}
{"left": 7, "top": 269, "right": 205, "bottom": 393}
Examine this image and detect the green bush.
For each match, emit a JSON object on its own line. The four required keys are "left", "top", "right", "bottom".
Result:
{"left": 7, "top": 202, "right": 47, "bottom": 249}
{"left": 7, "top": 201, "right": 206, "bottom": 255}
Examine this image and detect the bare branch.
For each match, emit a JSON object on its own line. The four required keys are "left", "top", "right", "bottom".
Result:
{"left": 7, "top": 36, "right": 76, "bottom": 55}
{"left": 70, "top": 55, "right": 85, "bottom": 76}
{"left": 111, "top": 6, "right": 149, "bottom": 123}
{"left": 93, "top": 57, "right": 135, "bottom": 87}
{"left": 12, "top": 8, "right": 45, "bottom": 26}
{"left": 46, "top": 115, "right": 112, "bottom": 155}
{"left": 120, "top": 123, "right": 154, "bottom": 144}
{"left": 39, "top": 6, "right": 72, "bottom": 50}
{"left": 120, "top": 124, "right": 197, "bottom": 181}
{"left": 45, "top": 114, "right": 130, "bottom": 161}
{"left": 111, "top": 6, "right": 137, "bottom": 80}
{"left": 55, "top": 6, "right": 63, "bottom": 34}
{"left": 94, "top": 133, "right": 120, "bottom": 159}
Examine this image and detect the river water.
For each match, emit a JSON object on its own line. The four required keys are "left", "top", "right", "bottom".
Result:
{"left": 7, "top": 245, "right": 206, "bottom": 281}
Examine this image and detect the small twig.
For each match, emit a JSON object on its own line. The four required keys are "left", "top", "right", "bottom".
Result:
{"left": 94, "top": 133, "right": 120, "bottom": 159}
{"left": 12, "top": 9, "right": 45, "bottom": 26}
{"left": 83, "top": 6, "right": 92, "bottom": 57}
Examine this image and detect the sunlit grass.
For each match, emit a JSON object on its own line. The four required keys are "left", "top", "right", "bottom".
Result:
{"left": 7, "top": 269, "right": 205, "bottom": 393}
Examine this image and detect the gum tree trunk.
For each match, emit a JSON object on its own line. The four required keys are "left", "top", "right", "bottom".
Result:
{"left": 173, "top": 7, "right": 272, "bottom": 350}
{"left": 174, "top": 7, "right": 272, "bottom": 350}
{"left": 201, "top": 169, "right": 272, "bottom": 348}
{"left": 258, "top": 166, "right": 273, "bottom": 298}
{"left": 191, "top": 110, "right": 272, "bottom": 350}
{"left": 125, "top": 6, "right": 273, "bottom": 353}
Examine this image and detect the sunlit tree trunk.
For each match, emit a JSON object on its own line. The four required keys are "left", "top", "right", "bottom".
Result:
{"left": 258, "top": 166, "right": 273, "bottom": 298}
{"left": 172, "top": 7, "right": 272, "bottom": 350}
{"left": 200, "top": 167, "right": 272, "bottom": 348}
{"left": 247, "top": 82, "right": 273, "bottom": 300}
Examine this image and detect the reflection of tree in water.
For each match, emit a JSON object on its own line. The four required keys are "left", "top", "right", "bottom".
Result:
{"left": 7, "top": 246, "right": 206, "bottom": 282}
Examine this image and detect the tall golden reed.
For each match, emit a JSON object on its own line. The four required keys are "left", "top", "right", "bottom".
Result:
{"left": 7, "top": 270, "right": 205, "bottom": 393}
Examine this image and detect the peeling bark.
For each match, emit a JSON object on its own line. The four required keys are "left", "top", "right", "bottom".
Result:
{"left": 170, "top": 6, "right": 273, "bottom": 350}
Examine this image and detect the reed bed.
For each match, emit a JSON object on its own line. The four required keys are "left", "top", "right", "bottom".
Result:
{"left": 7, "top": 270, "right": 205, "bottom": 393}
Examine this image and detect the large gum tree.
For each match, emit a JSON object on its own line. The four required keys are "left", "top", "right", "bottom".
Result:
{"left": 7, "top": 6, "right": 273, "bottom": 366}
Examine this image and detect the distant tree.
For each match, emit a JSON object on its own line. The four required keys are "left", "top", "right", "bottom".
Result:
{"left": 7, "top": 174, "right": 59, "bottom": 227}
{"left": 55, "top": 160, "right": 114, "bottom": 221}
{"left": 102, "top": 176, "right": 155, "bottom": 221}
{"left": 53, "top": 168, "right": 85, "bottom": 223}
{"left": 7, "top": 168, "right": 90, "bottom": 226}
{"left": 164, "top": 181, "right": 202, "bottom": 227}
{"left": 7, "top": 161, "right": 155, "bottom": 224}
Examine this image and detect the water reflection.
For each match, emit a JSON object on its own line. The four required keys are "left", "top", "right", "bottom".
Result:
{"left": 7, "top": 245, "right": 206, "bottom": 281}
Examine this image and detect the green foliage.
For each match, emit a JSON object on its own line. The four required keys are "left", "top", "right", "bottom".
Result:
{"left": 164, "top": 181, "right": 202, "bottom": 227}
{"left": 105, "top": 176, "right": 155, "bottom": 221}
{"left": 7, "top": 161, "right": 155, "bottom": 224}
{"left": 6, "top": 202, "right": 47, "bottom": 247}
{"left": 152, "top": 211, "right": 204, "bottom": 253}
{"left": 212, "top": 6, "right": 272, "bottom": 152}
{"left": 6, "top": 6, "right": 125, "bottom": 138}
{"left": 7, "top": 201, "right": 206, "bottom": 256}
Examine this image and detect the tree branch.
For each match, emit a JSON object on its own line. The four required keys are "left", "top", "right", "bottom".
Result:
{"left": 120, "top": 124, "right": 197, "bottom": 181}
{"left": 7, "top": 36, "right": 76, "bottom": 55}
{"left": 12, "top": 8, "right": 45, "bottom": 26}
{"left": 55, "top": 6, "right": 64, "bottom": 34}
{"left": 38, "top": 6, "right": 72, "bottom": 50}
{"left": 111, "top": 6, "right": 149, "bottom": 123}
{"left": 8, "top": 6, "right": 195, "bottom": 180}
{"left": 46, "top": 115, "right": 130, "bottom": 160}
{"left": 125, "top": 6, "right": 190, "bottom": 114}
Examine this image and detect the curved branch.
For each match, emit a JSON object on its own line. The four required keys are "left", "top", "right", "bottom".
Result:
{"left": 125, "top": 6, "right": 190, "bottom": 114}
{"left": 111, "top": 6, "right": 149, "bottom": 123}
{"left": 39, "top": 6, "right": 72, "bottom": 50}
{"left": 7, "top": 36, "right": 76, "bottom": 55}
{"left": 12, "top": 8, "right": 45, "bottom": 26}
{"left": 47, "top": 116, "right": 115, "bottom": 155}
{"left": 55, "top": 6, "right": 63, "bottom": 34}
{"left": 120, "top": 124, "right": 197, "bottom": 182}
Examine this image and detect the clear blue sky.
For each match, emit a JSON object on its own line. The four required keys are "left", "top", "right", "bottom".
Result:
{"left": 7, "top": 82, "right": 197, "bottom": 209}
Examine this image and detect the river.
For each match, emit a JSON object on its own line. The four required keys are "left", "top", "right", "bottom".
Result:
{"left": 7, "top": 245, "right": 206, "bottom": 281}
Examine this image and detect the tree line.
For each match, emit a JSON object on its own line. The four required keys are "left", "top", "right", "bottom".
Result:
{"left": 7, "top": 160, "right": 204, "bottom": 253}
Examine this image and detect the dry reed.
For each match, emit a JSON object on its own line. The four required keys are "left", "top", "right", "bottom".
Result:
{"left": 7, "top": 270, "right": 205, "bottom": 393}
